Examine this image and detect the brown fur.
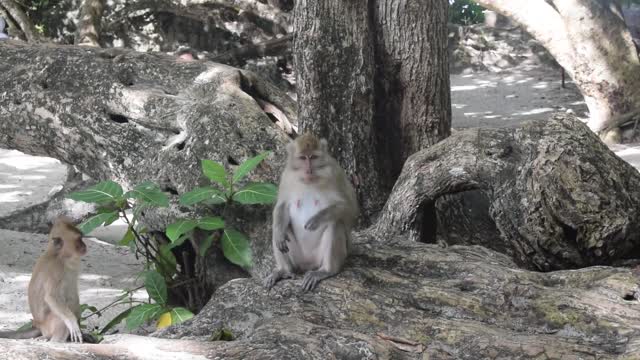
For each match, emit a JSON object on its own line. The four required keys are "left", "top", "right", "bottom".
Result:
{"left": 295, "top": 132, "right": 320, "bottom": 154}
{"left": 0, "top": 216, "right": 86, "bottom": 342}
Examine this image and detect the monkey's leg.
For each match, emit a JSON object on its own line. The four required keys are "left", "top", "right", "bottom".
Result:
{"left": 46, "top": 315, "right": 70, "bottom": 342}
{"left": 301, "top": 223, "right": 348, "bottom": 292}
{"left": 265, "top": 240, "right": 295, "bottom": 289}
{"left": 44, "top": 294, "right": 83, "bottom": 343}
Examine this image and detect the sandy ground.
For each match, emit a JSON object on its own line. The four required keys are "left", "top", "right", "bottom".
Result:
{"left": 1, "top": 64, "right": 640, "bottom": 335}
{"left": 0, "top": 151, "right": 146, "bottom": 334}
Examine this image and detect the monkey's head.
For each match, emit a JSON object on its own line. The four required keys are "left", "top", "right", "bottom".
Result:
{"left": 48, "top": 216, "right": 87, "bottom": 259}
{"left": 287, "top": 132, "right": 333, "bottom": 185}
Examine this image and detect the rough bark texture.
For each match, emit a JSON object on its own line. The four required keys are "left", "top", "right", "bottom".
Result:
{"left": 294, "top": 0, "right": 381, "bottom": 221}
{"left": 155, "top": 236, "right": 640, "bottom": 359}
{"left": 75, "top": 0, "right": 105, "bottom": 47}
{"left": 474, "top": 0, "right": 640, "bottom": 135}
{"left": 294, "top": 0, "right": 451, "bottom": 221}
{"left": 0, "top": 0, "right": 40, "bottom": 42}
{"left": 374, "top": 113, "right": 640, "bottom": 271}
{"left": 0, "top": 41, "right": 296, "bottom": 284}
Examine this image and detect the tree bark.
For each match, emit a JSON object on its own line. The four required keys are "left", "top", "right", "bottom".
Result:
{"left": 294, "top": 0, "right": 451, "bottom": 221}
{"left": 0, "top": 41, "right": 295, "bottom": 285}
{"left": 373, "top": 113, "right": 640, "bottom": 271}
{"left": 156, "top": 235, "right": 640, "bottom": 359}
{"left": 75, "top": 0, "right": 105, "bottom": 47}
{"left": 0, "top": 0, "right": 41, "bottom": 42}
{"left": 474, "top": 0, "right": 640, "bottom": 136}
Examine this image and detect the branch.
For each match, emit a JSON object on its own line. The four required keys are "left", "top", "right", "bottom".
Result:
{"left": 0, "top": 0, "right": 41, "bottom": 42}
{"left": 75, "top": 0, "right": 105, "bottom": 46}
{"left": 474, "top": 0, "right": 576, "bottom": 75}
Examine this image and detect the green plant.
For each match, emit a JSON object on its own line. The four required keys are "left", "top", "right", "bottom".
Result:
{"left": 168, "top": 151, "right": 277, "bottom": 268}
{"left": 449, "top": 0, "right": 485, "bottom": 25}
{"left": 66, "top": 151, "right": 276, "bottom": 336}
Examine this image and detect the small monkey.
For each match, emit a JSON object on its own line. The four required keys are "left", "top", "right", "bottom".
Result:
{"left": 0, "top": 216, "right": 86, "bottom": 342}
{"left": 265, "top": 133, "right": 359, "bottom": 291}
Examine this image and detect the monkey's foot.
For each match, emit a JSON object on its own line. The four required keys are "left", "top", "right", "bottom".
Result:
{"left": 301, "top": 271, "right": 331, "bottom": 292}
{"left": 264, "top": 270, "right": 293, "bottom": 289}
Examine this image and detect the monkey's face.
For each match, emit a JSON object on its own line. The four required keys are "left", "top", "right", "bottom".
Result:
{"left": 290, "top": 150, "right": 330, "bottom": 184}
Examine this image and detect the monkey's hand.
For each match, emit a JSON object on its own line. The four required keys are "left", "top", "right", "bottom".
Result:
{"left": 276, "top": 236, "right": 289, "bottom": 253}
{"left": 304, "top": 212, "right": 326, "bottom": 231}
{"left": 65, "top": 320, "right": 83, "bottom": 343}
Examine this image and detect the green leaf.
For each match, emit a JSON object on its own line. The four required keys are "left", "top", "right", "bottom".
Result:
{"left": 232, "top": 182, "right": 277, "bottom": 205}
{"left": 196, "top": 217, "right": 224, "bottom": 231}
{"left": 201, "top": 160, "right": 229, "bottom": 188}
{"left": 167, "top": 233, "right": 189, "bottom": 250}
{"left": 169, "top": 307, "right": 194, "bottom": 325}
{"left": 16, "top": 321, "right": 33, "bottom": 332}
{"left": 132, "top": 203, "right": 150, "bottom": 221}
{"left": 198, "top": 234, "right": 214, "bottom": 257}
{"left": 221, "top": 229, "right": 252, "bottom": 268}
{"left": 100, "top": 307, "right": 132, "bottom": 335}
{"left": 232, "top": 151, "right": 270, "bottom": 184}
{"left": 125, "top": 181, "right": 169, "bottom": 207}
{"left": 77, "top": 211, "right": 119, "bottom": 235}
{"left": 144, "top": 271, "right": 167, "bottom": 306}
{"left": 118, "top": 227, "right": 136, "bottom": 246}
{"left": 157, "top": 244, "right": 177, "bottom": 277}
{"left": 67, "top": 180, "right": 123, "bottom": 204}
{"left": 166, "top": 220, "right": 197, "bottom": 242}
{"left": 126, "top": 304, "right": 164, "bottom": 330}
{"left": 179, "top": 187, "right": 226, "bottom": 206}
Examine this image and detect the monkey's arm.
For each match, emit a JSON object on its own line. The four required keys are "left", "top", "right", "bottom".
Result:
{"left": 272, "top": 201, "right": 291, "bottom": 253}
{"left": 44, "top": 294, "right": 83, "bottom": 343}
{"left": 304, "top": 201, "right": 354, "bottom": 231}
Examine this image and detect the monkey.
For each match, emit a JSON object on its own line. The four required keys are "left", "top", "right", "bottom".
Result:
{"left": 0, "top": 216, "right": 86, "bottom": 342}
{"left": 265, "top": 132, "right": 359, "bottom": 292}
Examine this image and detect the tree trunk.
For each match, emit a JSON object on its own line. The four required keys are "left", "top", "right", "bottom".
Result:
{"left": 373, "top": 113, "right": 640, "bottom": 271}
{"left": 294, "top": 0, "right": 451, "bottom": 220}
{"left": 0, "top": 0, "right": 41, "bottom": 42}
{"left": 474, "top": 0, "right": 640, "bottom": 137}
{"left": 75, "top": 0, "right": 105, "bottom": 47}
{"left": 0, "top": 41, "right": 296, "bottom": 287}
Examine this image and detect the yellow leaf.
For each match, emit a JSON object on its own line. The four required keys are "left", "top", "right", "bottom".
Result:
{"left": 156, "top": 312, "right": 172, "bottom": 329}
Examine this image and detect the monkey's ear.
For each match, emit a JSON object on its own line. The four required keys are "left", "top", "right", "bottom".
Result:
{"left": 320, "top": 139, "right": 328, "bottom": 152}
{"left": 52, "top": 237, "right": 63, "bottom": 250}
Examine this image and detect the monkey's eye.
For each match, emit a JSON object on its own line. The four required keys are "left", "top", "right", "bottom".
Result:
{"left": 298, "top": 156, "right": 307, "bottom": 160}
{"left": 309, "top": 155, "right": 318, "bottom": 160}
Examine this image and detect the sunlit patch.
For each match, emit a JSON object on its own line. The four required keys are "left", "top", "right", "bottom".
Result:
{"left": 0, "top": 151, "right": 60, "bottom": 170}
{"left": 463, "top": 111, "right": 494, "bottom": 117}
{"left": 452, "top": 103, "right": 467, "bottom": 109}
{"left": 451, "top": 85, "right": 480, "bottom": 92}
{"left": 513, "top": 107, "right": 554, "bottom": 116}
{"left": 0, "top": 184, "right": 18, "bottom": 189}
{"left": 0, "top": 311, "right": 31, "bottom": 328}
{"left": 483, "top": 115, "right": 502, "bottom": 119}
{"left": 79, "top": 274, "right": 113, "bottom": 281}
{"left": 0, "top": 191, "right": 33, "bottom": 203}
{"left": 532, "top": 82, "right": 549, "bottom": 89}
{"left": 9, "top": 175, "right": 46, "bottom": 180}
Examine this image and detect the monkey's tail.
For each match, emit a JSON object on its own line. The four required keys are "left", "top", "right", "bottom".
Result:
{"left": 0, "top": 327, "right": 41, "bottom": 339}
